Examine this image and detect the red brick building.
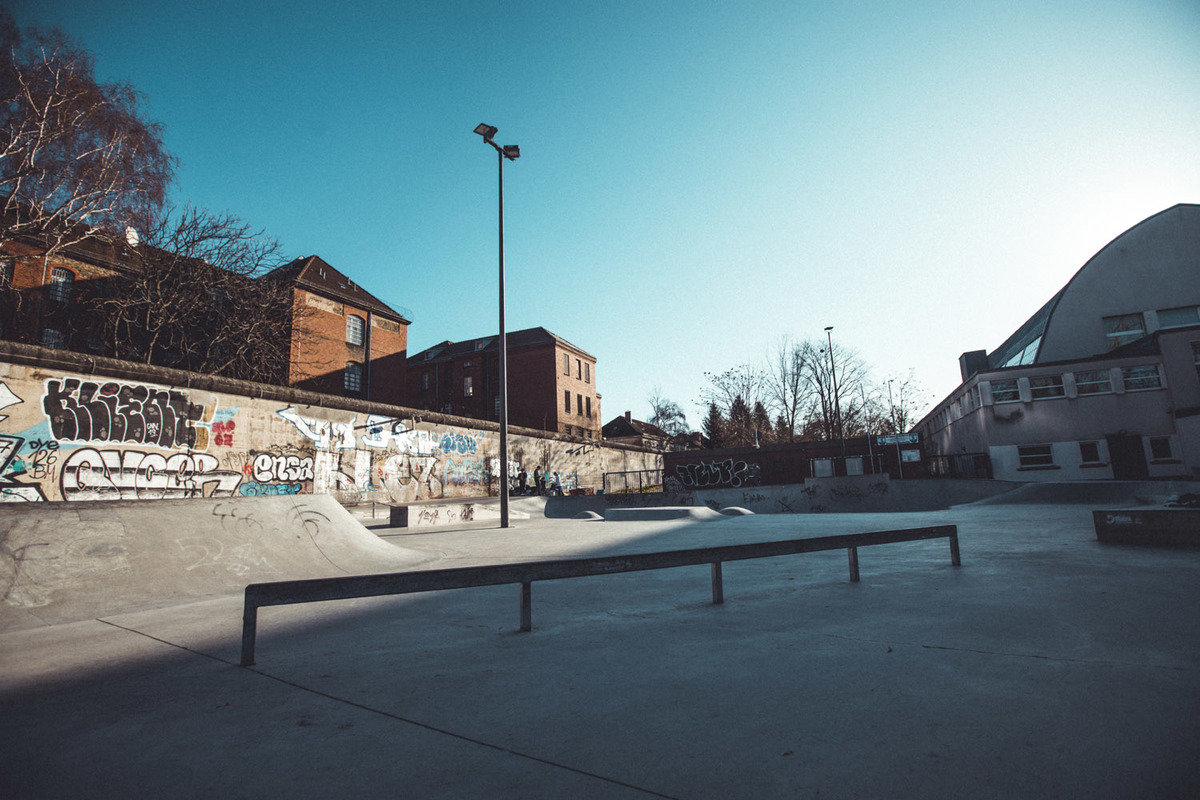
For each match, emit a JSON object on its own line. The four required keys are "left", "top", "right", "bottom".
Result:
{"left": 266, "top": 256, "right": 410, "bottom": 405}
{"left": 1, "top": 235, "right": 410, "bottom": 405}
{"left": 0, "top": 233, "right": 135, "bottom": 353}
{"left": 407, "top": 327, "right": 601, "bottom": 437}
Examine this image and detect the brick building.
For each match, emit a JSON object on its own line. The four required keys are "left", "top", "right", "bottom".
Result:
{"left": 0, "top": 232, "right": 136, "bottom": 353}
{"left": 407, "top": 327, "right": 601, "bottom": 437}
{"left": 266, "top": 256, "right": 410, "bottom": 405}
{"left": 0, "top": 235, "right": 410, "bottom": 405}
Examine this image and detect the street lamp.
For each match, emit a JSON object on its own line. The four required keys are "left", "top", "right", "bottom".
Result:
{"left": 824, "top": 326, "right": 845, "bottom": 454}
{"left": 474, "top": 122, "right": 520, "bottom": 528}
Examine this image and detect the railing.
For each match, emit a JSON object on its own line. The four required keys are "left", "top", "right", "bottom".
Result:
{"left": 603, "top": 469, "right": 664, "bottom": 494}
{"left": 241, "top": 524, "right": 959, "bottom": 665}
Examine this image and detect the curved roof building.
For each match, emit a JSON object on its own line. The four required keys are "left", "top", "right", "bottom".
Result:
{"left": 918, "top": 204, "right": 1200, "bottom": 482}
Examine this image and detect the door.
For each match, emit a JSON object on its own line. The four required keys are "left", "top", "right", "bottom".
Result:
{"left": 1106, "top": 433, "right": 1148, "bottom": 480}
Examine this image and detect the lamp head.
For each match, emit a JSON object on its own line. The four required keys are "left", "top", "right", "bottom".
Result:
{"left": 824, "top": 326, "right": 834, "bottom": 332}
{"left": 474, "top": 123, "right": 498, "bottom": 140}
{"left": 502, "top": 144, "right": 521, "bottom": 160}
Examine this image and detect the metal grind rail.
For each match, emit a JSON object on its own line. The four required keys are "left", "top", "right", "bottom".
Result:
{"left": 240, "top": 524, "right": 960, "bottom": 666}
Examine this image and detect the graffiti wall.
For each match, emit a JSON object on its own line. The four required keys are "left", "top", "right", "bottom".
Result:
{"left": 0, "top": 357, "right": 659, "bottom": 504}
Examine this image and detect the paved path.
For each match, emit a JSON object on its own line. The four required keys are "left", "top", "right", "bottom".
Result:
{"left": 3, "top": 497, "right": 1200, "bottom": 798}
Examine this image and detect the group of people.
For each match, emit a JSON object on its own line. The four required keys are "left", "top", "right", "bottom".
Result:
{"left": 514, "top": 466, "right": 563, "bottom": 496}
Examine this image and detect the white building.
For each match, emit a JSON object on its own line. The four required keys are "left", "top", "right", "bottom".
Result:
{"left": 917, "top": 204, "right": 1200, "bottom": 482}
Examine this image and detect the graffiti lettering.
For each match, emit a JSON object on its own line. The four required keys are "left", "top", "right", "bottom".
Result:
{"left": 440, "top": 432, "right": 478, "bottom": 455}
{"left": 60, "top": 448, "right": 243, "bottom": 501}
{"left": 276, "top": 407, "right": 354, "bottom": 450}
{"left": 212, "top": 420, "right": 235, "bottom": 447}
{"left": 43, "top": 378, "right": 211, "bottom": 450}
{"left": 239, "top": 482, "right": 303, "bottom": 496}
{"left": 675, "top": 459, "right": 761, "bottom": 489}
{"left": 251, "top": 452, "right": 315, "bottom": 483}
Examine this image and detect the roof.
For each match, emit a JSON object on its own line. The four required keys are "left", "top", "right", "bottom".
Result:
{"left": 266, "top": 256, "right": 412, "bottom": 323}
{"left": 983, "top": 203, "right": 1200, "bottom": 370}
{"left": 408, "top": 327, "right": 595, "bottom": 364}
{"left": 601, "top": 415, "right": 669, "bottom": 440}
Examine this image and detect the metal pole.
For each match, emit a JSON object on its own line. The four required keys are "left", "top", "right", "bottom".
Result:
{"left": 498, "top": 148, "right": 510, "bottom": 528}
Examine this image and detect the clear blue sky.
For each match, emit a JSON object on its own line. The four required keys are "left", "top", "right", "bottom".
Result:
{"left": 13, "top": 0, "right": 1200, "bottom": 428}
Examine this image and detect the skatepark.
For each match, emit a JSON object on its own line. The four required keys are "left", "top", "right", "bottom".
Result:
{"left": 3, "top": 481, "right": 1200, "bottom": 799}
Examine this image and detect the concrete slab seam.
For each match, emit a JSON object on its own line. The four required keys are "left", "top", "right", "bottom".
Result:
{"left": 96, "top": 618, "right": 682, "bottom": 800}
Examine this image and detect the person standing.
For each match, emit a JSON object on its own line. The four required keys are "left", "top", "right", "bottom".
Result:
{"left": 533, "top": 466, "right": 545, "bottom": 495}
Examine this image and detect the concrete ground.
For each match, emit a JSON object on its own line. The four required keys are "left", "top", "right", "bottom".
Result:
{"left": 3, "top": 488, "right": 1200, "bottom": 798}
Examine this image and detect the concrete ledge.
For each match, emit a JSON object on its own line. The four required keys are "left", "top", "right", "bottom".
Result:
{"left": 1094, "top": 508, "right": 1200, "bottom": 547}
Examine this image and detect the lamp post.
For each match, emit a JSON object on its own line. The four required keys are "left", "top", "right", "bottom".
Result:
{"left": 824, "top": 326, "right": 845, "bottom": 455}
{"left": 474, "top": 123, "right": 520, "bottom": 528}
{"left": 887, "top": 378, "right": 903, "bottom": 479}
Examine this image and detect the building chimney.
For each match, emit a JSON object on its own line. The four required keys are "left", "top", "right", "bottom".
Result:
{"left": 125, "top": 227, "right": 139, "bottom": 247}
{"left": 625, "top": 411, "right": 632, "bottom": 422}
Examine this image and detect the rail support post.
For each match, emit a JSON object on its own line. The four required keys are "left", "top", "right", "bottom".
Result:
{"left": 711, "top": 562, "right": 724, "bottom": 604}
{"left": 847, "top": 547, "right": 860, "bottom": 582}
{"left": 241, "top": 600, "right": 259, "bottom": 667}
{"left": 949, "top": 532, "right": 961, "bottom": 566}
{"left": 520, "top": 581, "right": 532, "bottom": 632}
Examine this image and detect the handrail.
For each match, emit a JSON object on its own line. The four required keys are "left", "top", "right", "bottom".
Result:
{"left": 241, "top": 524, "right": 959, "bottom": 665}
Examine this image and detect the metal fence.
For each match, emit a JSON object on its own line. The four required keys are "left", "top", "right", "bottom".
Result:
{"left": 603, "top": 469, "right": 664, "bottom": 494}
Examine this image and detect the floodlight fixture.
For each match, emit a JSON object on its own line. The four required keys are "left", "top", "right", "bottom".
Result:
{"left": 502, "top": 144, "right": 520, "bottom": 160}
{"left": 474, "top": 123, "right": 498, "bottom": 140}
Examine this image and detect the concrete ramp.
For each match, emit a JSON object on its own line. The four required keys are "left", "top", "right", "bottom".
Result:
{"left": 0, "top": 495, "right": 432, "bottom": 631}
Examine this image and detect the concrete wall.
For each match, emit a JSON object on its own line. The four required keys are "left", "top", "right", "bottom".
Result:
{"left": 0, "top": 343, "right": 659, "bottom": 504}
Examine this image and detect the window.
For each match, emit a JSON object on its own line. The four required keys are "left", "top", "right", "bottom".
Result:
{"left": 585, "top": 363, "right": 591, "bottom": 384}
{"left": 347, "top": 314, "right": 365, "bottom": 346}
{"left": 564, "top": 390, "right": 571, "bottom": 412}
{"left": 48, "top": 267, "right": 73, "bottom": 303}
{"left": 1074, "top": 370, "right": 1112, "bottom": 395}
{"left": 421, "top": 371, "right": 430, "bottom": 391}
{"left": 463, "top": 376, "right": 473, "bottom": 397}
{"left": 576, "top": 393, "right": 583, "bottom": 415}
{"left": 1150, "top": 437, "right": 1172, "bottom": 461}
{"left": 344, "top": 362, "right": 363, "bottom": 393}
{"left": 1122, "top": 365, "right": 1162, "bottom": 391}
{"left": 1103, "top": 313, "right": 1145, "bottom": 350}
{"left": 1192, "top": 342, "right": 1200, "bottom": 382}
{"left": 41, "top": 327, "right": 64, "bottom": 349}
{"left": 1029, "top": 375, "right": 1064, "bottom": 399}
{"left": 1158, "top": 306, "right": 1200, "bottom": 329}
{"left": 1079, "top": 441, "right": 1101, "bottom": 465}
{"left": 0, "top": 256, "right": 12, "bottom": 287}
{"left": 1001, "top": 337, "right": 1041, "bottom": 368}
{"left": 991, "top": 379, "right": 1019, "bottom": 403}
{"left": 585, "top": 396, "right": 592, "bottom": 418}
{"left": 576, "top": 359, "right": 582, "bottom": 379}
{"left": 1017, "top": 444, "right": 1055, "bottom": 468}
{"left": 563, "top": 354, "right": 570, "bottom": 375}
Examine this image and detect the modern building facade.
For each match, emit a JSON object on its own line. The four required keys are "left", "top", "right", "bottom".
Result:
{"left": 407, "top": 327, "right": 601, "bottom": 437}
{"left": 916, "top": 204, "right": 1200, "bottom": 481}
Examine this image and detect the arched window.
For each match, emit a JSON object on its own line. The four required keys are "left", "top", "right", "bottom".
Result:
{"left": 346, "top": 314, "right": 365, "bottom": 346}
{"left": 48, "top": 267, "right": 74, "bottom": 303}
{"left": 344, "top": 361, "right": 363, "bottom": 393}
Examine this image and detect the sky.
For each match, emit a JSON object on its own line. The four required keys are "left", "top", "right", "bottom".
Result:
{"left": 11, "top": 0, "right": 1200, "bottom": 429}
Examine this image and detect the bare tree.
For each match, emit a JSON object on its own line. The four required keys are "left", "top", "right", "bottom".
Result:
{"left": 699, "top": 364, "right": 763, "bottom": 421}
{"left": 647, "top": 386, "right": 689, "bottom": 437}
{"left": 0, "top": 11, "right": 174, "bottom": 255}
{"left": 881, "top": 370, "right": 926, "bottom": 434}
{"left": 90, "top": 206, "right": 304, "bottom": 383}
{"left": 763, "top": 336, "right": 812, "bottom": 443}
